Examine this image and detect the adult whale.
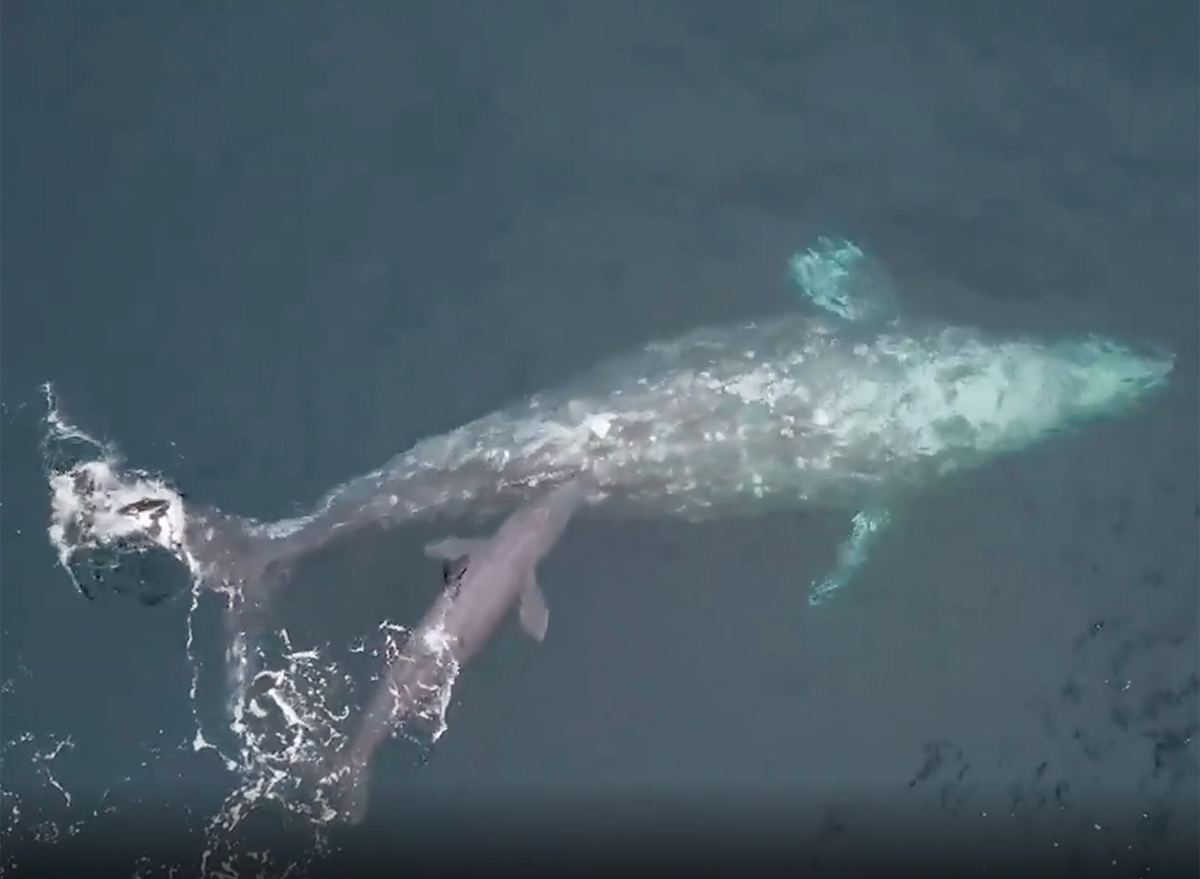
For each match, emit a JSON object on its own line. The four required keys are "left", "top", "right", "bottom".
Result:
{"left": 47, "top": 240, "right": 1174, "bottom": 610}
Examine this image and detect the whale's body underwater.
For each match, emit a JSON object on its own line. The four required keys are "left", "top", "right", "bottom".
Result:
{"left": 49, "top": 241, "right": 1174, "bottom": 609}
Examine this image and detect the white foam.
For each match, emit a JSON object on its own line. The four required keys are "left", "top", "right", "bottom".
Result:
{"left": 35, "top": 385, "right": 448, "bottom": 872}
{"left": 42, "top": 385, "right": 197, "bottom": 593}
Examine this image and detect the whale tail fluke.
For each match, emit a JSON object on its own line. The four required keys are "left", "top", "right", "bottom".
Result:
{"left": 43, "top": 418, "right": 297, "bottom": 617}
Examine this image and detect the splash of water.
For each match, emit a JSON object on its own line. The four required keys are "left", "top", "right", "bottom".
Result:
{"left": 34, "top": 386, "right": 462, "bottom": 875}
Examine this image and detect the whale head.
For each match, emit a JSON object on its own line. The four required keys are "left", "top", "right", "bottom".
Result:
{"left": 983, "top": 334, "right": 1173, "bottom": 454}
{"left": 875, "top": 329, "right": 1176, "bottom": 469}
{"left": 1046, "top": 335, "right": 1174, "bottom": 418}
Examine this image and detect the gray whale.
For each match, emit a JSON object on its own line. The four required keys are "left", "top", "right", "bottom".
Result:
{"left": 47, "top": 241, "right": 1174, "bottom": 610}
{"left": 329, "top": 480, "right": 584, "bottom": 824}
{"left": 197, "top": 309, "right": 1171, "bottom": 609}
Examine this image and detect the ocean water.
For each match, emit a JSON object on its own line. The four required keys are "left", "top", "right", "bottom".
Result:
{"left": 1, "top": 1, "right": 1196, "bottom": 874}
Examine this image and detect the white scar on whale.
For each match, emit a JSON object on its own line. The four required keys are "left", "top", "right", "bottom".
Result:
{"left": 44, "top": 239, "right": 1173, "bottom": 620}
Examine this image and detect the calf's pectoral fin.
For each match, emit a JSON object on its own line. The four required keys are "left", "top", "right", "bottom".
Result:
{"left": 518, "top": 573, "right": 549, "bottom": 642}
{"left": 807, "top": 508, "right": 892, "bottom": 607}
{"left": 424, "top": 537, "right": 485, "bottom": 561}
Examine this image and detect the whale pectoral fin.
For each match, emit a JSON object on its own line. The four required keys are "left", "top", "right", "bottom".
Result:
{"left": 786, "top": 237, "right": 898, "bottom": 323}
{"left": 518, "top": 574, "right": 549, "bottom": 642}
{"left": 424, "top": 537, "right": 484, "bottom": 562}
{"left": 808, "top": 508, "right": 892, "bottom": 607}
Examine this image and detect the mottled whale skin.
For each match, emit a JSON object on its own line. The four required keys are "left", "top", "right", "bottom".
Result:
{"left": 330, "top": 480, "right": 584, "bottom": 825}
{"left": 191, "top": 306, "right": 1172, "bottom": 601}
{"left": 52, "top": 243, "right": 1163, "bottom": 611}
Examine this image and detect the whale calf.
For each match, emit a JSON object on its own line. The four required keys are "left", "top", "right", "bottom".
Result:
{"left": 327, "top": 480, "right": 584, "bottom": 824}
{"left": 46, "top": 241, "right": 1174, "bottom": 610}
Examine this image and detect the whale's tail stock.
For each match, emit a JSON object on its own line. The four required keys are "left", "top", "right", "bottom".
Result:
{"left": 186, "top": 507, "right": 298, "bottom": 634}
